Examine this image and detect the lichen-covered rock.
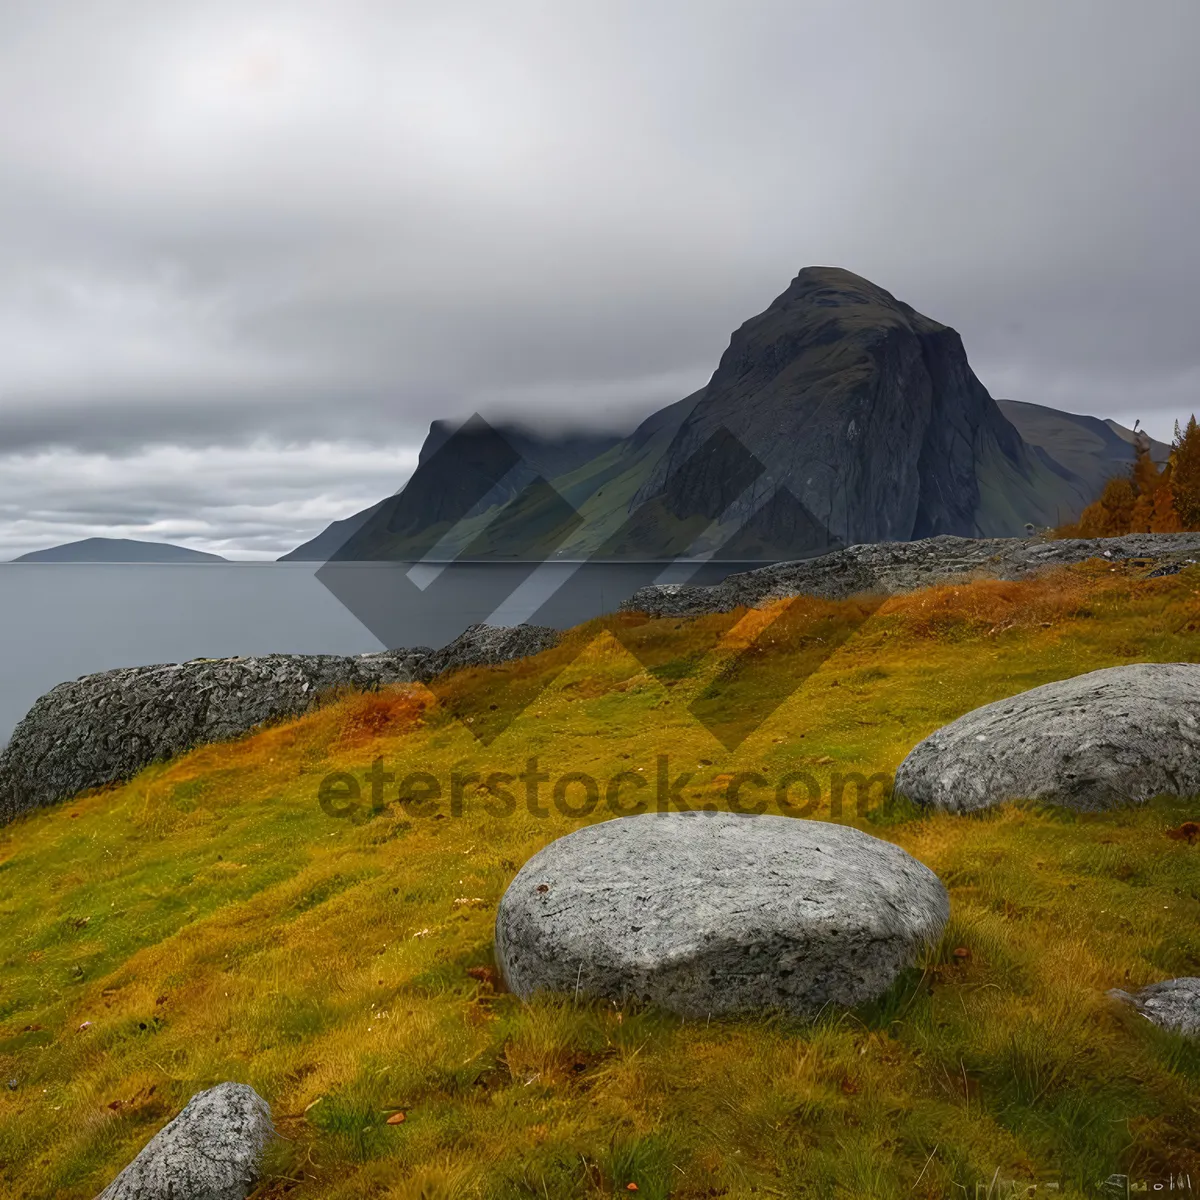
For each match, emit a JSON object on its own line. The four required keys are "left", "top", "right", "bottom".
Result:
{"left": 895, "top": 663, "right": 1200, "bottom": 813}
{"left": 0, "top": 651, "right": 422, "bottom": 825}
{"left": 0, "top": 623, "right": 560, "bottom": 824}
{"left": 415, "top": 622, "right": 559, "bottom": 680}
{"left": 96, "top": 1082, "right": 273, "bottom": 1200}
{"left": 495, "top": 812, "right": 949, "bottom": 1018}
{"left": 1109, "top": 978, "right": 1200, "bottom": 1036}
{"left": 622, "top": 532, "right": 1200, "bottom": 617}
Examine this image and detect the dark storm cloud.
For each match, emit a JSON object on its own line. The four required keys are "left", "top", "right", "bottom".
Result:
{"left": 0, "top": 0, "right": 1197, "bottom": 555}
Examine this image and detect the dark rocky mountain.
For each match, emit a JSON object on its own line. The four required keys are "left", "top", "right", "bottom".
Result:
{"left": 280, "top": 419, "right": 625, "bottom": 561}
{"left": 13, "top": 537, "right": 226, "bottom": 563}
{"left": 282, "top": 267, "right": 1148, "bottom": 563}
{"left": 623, "top": 268, "right": 1084, "bottom": 557}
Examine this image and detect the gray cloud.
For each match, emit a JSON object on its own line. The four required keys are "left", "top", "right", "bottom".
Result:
{"left": 1, "top": 0, "right": 1197, "bottom": 555}
{"left": 0, "top": 440, "right": 417, "bottom": 560}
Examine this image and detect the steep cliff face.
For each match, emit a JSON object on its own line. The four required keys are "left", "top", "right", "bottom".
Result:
{"left": 630, "top": 267, "right": 1082, "bottom": 553}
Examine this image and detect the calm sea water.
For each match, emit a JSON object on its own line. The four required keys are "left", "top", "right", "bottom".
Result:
{"left": 0, "top": 559, "right": 755, "bottom": 745}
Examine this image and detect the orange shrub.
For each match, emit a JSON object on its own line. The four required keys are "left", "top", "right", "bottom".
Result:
{"left": 332, "top": 686, "right": 428, "bottom": 747}
{"left": 880, "top": 572, "right": 1093, "bottom": 639}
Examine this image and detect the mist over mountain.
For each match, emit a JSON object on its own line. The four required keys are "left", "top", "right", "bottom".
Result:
{"left": 284, "top": 268, "right": 1152, "bottom": 563}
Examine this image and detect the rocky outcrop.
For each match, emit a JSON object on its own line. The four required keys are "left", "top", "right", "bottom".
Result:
{"left": 1109, "top": 978, "right": 1200, "bottom": 1036}
{"left": 894, "top": 663, "right": 1200, "bottom": 813}
{"left": 623, "top": 532, "right": 1200, "bottom": 617}
{"left": 623, "top": 267, "right": 1088, "bottom": 557}
{"left": 417, "top": 621, "right": 560, "bottom": 678}
{"left": 96, "top": 1082, "right": 273, "bottom": 1200}
{"left": 0, "top": 651, "right": 423, "bottom": 825}
{"left": 495, "top": 812, "right": 949, "bottom": 1018}
{"left": 0, "top": 622, "right": 559, "bottom": 825}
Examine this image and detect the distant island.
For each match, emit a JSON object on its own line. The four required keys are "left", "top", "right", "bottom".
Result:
{"left": 11, "top": 537, "right": 226, "bottom": 563}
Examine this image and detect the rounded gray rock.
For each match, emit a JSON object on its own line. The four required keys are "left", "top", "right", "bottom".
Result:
{"left": 96, "top": 1082, "right": 273, "bottom": 1200}
{"left": 494, "top": 812, "right": 949, "bottom": 1018}
{"left": 1109, "top": 978, "right": 1200, "bottom": 1036}
{"left": 895, "top": 663, "right": 1200, "bottom": 813}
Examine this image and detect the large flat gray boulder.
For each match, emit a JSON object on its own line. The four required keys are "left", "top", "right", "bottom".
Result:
{"left": 495, "top": 812, "right": 949, "bottom": 1018}
{"left": 1109, "top": 978, "right": 1200, "bottom": 1036}
{"left": 0, "top": 622, "right": 559, "bottom": 825}
{"left": 895, "top": 663, "right": 1200, "bottom": 813}
{"left": 96, "top": 1082, "right": 273, "bottom": 1200}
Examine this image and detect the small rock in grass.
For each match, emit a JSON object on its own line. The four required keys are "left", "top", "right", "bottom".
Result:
{"left": 1109, "top": 978, "right": 1200, "bottom": 1036}
{"left": 96, "top": 1082, "right": 273, "bottom": 1200}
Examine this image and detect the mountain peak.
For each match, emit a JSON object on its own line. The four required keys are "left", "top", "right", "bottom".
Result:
{"left": 787, "top": 265, "right": 908, "bottom": 305}
{"left": 737, "top": 265, "right": 947, "bottom": 343}
{"left": 631, "top": 267, "right": 1077, "bottom": 552}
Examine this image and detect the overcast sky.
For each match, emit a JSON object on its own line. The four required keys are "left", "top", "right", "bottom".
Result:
{"left": 1, "top": 0, "right": 1197, "bottom": 559}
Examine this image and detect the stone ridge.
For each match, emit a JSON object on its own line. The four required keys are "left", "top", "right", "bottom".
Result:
{"left": 0, "top": 622, "right": 559, "bottom": 825}
{"left": 621, "top": 532, "right": 1200, "bottom": 617}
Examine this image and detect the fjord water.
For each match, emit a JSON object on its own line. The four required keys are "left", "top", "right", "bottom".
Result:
{"left": 0, "top": 558, "right": 752, "bottom": 746}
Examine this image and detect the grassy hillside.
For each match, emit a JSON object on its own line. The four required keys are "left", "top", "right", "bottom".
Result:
{"left": 2, "top": 563, "right": 1200, "bottom": 1197}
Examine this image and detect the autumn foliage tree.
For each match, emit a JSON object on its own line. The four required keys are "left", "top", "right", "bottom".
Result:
{"left": 1074, "top": 476, "right": 1136, "bottom": 537}
{"left": 1054, "top": 415, "right": 1200, "bottom": 537}
{"left": 1171, "top": 415, "right": 1200, "bottom": 528}
{"left": 1152, "top": 464, "right": 1184, "bottom": 533}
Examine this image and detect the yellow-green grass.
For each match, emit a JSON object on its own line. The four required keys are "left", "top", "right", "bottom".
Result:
{"left": 2, "top": 563, "right": 1200, "bottom": 1198}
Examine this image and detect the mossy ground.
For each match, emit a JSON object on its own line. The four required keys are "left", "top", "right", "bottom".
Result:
{"left": 2, "top": 563, "right": 1200, "bottom": 1198}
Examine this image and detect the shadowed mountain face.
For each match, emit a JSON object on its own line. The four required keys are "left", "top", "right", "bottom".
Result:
{"left": 284, "top": 267, "right": 1133, "bottom": 564}
{"left": 629, "top": 268, "right": 1086, "bottom": 552}
{"left": 282, "top": 403, "right": 695, "bottom": 561}
{"left": 13, "top": 537, "right": 226, "bottom": 563}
